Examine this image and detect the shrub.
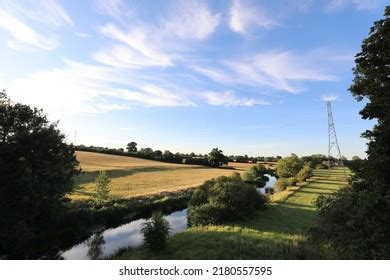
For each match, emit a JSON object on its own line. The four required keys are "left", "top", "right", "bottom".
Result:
{"left": 92, "top": 171, "right": 111, "bottom": 206}
{"left": 141, "top": 212, "right": 171, "bottom": 252}
{"left": 274, "top": 178, "right": 289, "bottom": 192}
{"left": 287, "top": 176, "right": 298, "bottom": 186}
{"left": 187, "top": 203, "right": 222, "bottom": 225}
{"left": 297, "top": 164, "right": 313, "bottom": 182}
{"left": 241, "top": 163, "right": 269, "bottom": 188}
{"left": 188, "top": 175, "right": 266, "bottom": 226}
{"left": 310, "top": 187, "right": 390, "bottom": 259}
{"left": 276, "top": 155, "right": 303, "bottom": 178}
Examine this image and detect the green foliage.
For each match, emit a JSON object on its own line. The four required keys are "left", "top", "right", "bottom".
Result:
{"left": 141, "top": 212, "right": 171, "bottom": 252}
{"left": 92, "top": 171, "right": 111, "bottom": 206}
{"left": 316, "top": 161, "right": 329, "bottom": 169}
{"left": 274, "top": 178, "right": 289, "bottom": 192}
{"left": 276, "top": 155, "right": 303, "bottom": 178}
{"left": 188, "top": 175, "right": 266, "bottom": 226}
{"left": 0, "top": 92, "right": 79, "bottom": 258}
{"left": 287, "top": 177, "right": 298, "bottom": 187}
{"left": 242, "top": 163, "right": 269, "bottom": 188}
{"left": 116, "top": 168, "right": 347, "bottom": 260}
{"left": 126, "top": 142, "right": 137, "bottom": 153}
{"left": 208, "top": 148, "right": 228, "bottom": 167}
{"left": 311, "top": 187, "right": 390, "bottom": 259}
{"left": 312, "top": 6, "right": 390, "bottom": 259}
{"left": 297, "top": 164, "right": 313, "bottom": 182}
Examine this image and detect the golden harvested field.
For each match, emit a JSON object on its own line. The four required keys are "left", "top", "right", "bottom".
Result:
{"left": 228, "top": 161, "right": 276, "bottom": 171}
{"left": 70, "top": 151, "right": 244, "bottom": 200}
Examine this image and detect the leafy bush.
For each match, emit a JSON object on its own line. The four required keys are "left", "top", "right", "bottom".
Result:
{"left": 242, "top": 163, "right": 269, "bottom": 188}
{"left": 92, "top": 171, "right": 111, "bottom": 206}
{"left": 297, "top": 164, "right": 313, "bottom": 182}
{"left": 274, "top": 178, "right": 289, "bottom": 192}
{"left": 310, "top": 187, "right": 390, "bottom": 259}
{"left": 287, "top": 177, "right": 298, "bottom": 187}
{"left": 141, "top": 212, "right": 171, "bottom": 252}
{"left": 276, "top": 155, "right": 303, "bottom": 178}
{"left": 188, "top": 175, "right": 266, "bottom": 226}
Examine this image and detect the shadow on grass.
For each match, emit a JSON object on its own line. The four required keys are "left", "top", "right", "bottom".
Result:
{"left": 233, "top": 204, "right": 318, "bottom": 236}
{"left": 296, "top": 190, "right": 336, "bottom": 196}
{"left": 304, "top": 185, "right": 342, "bottom": 191}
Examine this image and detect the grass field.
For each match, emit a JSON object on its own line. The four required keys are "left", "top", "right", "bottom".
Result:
{"left": 71, "top": 151, "right": 254, "bottom": 200}
{"left": 117, "top": 167, "right": 351, "bottom": 259}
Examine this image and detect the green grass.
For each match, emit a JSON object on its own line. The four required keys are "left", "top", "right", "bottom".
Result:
{"left": 116, "top": 167, "right": 351, "bottom": 260}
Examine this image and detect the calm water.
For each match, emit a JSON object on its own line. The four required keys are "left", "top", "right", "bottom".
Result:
{"left": 259, "top": 174, "right": 277, "bottom": 194}
{"left": 61, "top": 209, "right": 188, "bottom": 260}
{"left": 61, "top": 174, "right": 276, "bottom": 260}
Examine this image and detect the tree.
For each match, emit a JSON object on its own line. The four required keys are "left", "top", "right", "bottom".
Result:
{"left": 141, "top": 212, "right": 171, "bottom": 252}
{"left": 163, "top": 150, "right": 174, "bottom": 161}
{"left": 0, "top": 92, "right": 79, "bottom": 258}
{"left": 352, "top": 155, "right": 361, "bottom": 161}
{"left": 297, "top": 163, "right": 313, "bottom": 182}
{"left": 93, "top": 171, "right": 111, "bottom": 205}
{"left": 242, "top": 163, "right": 269, "bottom": 188}
{"left": 139, "top": 147, "right": 154, "bottom": 159}
{"left": 312, "top": 7, "right": 390, "bottom": 259}
{"left": 153, "top": 150, "right": 163, "bottom": 159}
{"left": 188, "top": 174, "right": 266, "bottom": 226}
{"left": 276, "top": 155, "right": 303, "bottom": 178}
{"left": 208, "top": 148, "right": 227, "bottom": 167}
{"left": 126, "top": 141, "right": 137, "bottom": 153}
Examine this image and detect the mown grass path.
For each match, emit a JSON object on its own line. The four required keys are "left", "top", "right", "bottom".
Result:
{"left": 118, "top": 167, "right": 351, "bottom": 260}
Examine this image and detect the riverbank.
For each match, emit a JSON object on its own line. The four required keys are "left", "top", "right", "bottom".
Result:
{"left": 116, "top": 167, "right": 351, "bottom": 259}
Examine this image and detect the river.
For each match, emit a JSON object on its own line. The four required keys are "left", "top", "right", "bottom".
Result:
{"left": 61, "top": 175, "right": 276, "bottom": 259}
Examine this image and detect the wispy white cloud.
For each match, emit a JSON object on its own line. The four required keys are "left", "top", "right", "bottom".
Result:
{"left": 21, "top": 0, "right": 74, "bottom": 27}
{"left": 202, "top": 90, "right": 270, "bottom": 106}
{"left": 6, "top": 60, "right": 194, "bottom": 117}
{"left": 164, "top": 1, "right": 221, "bottom": 40}
{"left": 74, "top": 31, "right": 92, "bottom": 38}
{"left": 225, "top": 50, "right": 337, "bottom": 93}
{"left": 0, "top": 0, "right": 73, "bottom": 51}
{"left": 229, "top": 0, "right": 278, "bottom": 34}
{"left": 0, "top": 9, "right": 58, "bottom": 51}
{"left": 322, "top": 95, "right": 338, "bottom": 101}
{"left": 95, "top": 0, "right": 132, "bottom": 20}
{"left": 96, "top": 24, "right": 173, "bottom": 68}
{"left": 193, "top": 50, "right": 336, "bottom": 94}
{"left": 190, "top": 65, "right": 232, "bottom": 84}
{"left": 327, "top": 0, "right": 382, "bottom": 11}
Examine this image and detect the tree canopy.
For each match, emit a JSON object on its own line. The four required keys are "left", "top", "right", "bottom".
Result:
{"left": 126, "top": 141, "right": 137, "bottom": 153}
{"left": 208, "top": 148, "right": 228, "bottom": 167}
{"left": 276, "top": 155, "right": 303, "bottom": 178}
{"left": 0, "top": 92, "right": 79, "bottom": 258}
{"left": 312, "top": 6, "right": 390, "bottom": 259}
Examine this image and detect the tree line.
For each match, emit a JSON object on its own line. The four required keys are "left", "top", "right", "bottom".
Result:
{"left": 75, "top": 143, "right": 285, "bottom": 167}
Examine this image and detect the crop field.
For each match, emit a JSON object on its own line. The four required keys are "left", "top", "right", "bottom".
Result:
{"left": 117, "top": 167, "right": 351, "bottom": 259}
{"left": 70, "top": 151, "right": 244, "bottom": 200}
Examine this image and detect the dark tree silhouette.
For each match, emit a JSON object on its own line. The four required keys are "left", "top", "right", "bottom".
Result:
{"left": 0, "top": 92, "right": 79, "bottom": 258}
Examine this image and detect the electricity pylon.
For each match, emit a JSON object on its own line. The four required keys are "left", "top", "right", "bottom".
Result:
{"left": 327, "top": 101, "right": 344, "bottom": 168}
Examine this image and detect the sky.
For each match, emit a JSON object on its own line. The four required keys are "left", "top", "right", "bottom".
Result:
{"left": 0, "top": 0, "right": 387, "bottom": 158}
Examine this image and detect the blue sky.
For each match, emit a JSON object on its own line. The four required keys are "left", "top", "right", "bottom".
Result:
{"left": 0, "top": 0, "right": 387, "bottom": 158}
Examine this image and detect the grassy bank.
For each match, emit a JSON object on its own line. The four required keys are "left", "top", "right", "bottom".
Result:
{"left": 116, "top": 167, "right": 351, "bottom": 260}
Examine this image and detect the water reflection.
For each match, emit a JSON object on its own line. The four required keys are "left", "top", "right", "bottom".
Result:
{"left": 87, "top": 232, "right": 105, "bottom": 260}
{"left": 259, "top": 174, "right": 277, "bottom": 194}
{"left": 61, "top": 209, "right": 188, "bottom": 260}
{"left": 61, "top": 175, "right": 276, "bottom": 260}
